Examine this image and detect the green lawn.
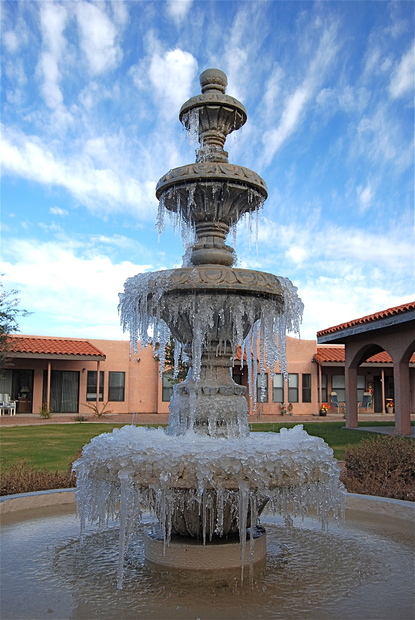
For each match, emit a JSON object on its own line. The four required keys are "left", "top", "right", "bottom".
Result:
{"left": 1, "top": 421, "right": 410, "bottom": 470}
{"left": 0, "top": 423, "right": 128, "bottom": 471}
{"left": 250, "top": 421, "right": 408, "bottom": 459}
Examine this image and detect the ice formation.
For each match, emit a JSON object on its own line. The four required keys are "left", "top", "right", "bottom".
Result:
{"left": 74, "top": 425, "right": 344, "bottom": 588}
{"left": 118, "top": 268, "right": 303, "bottom": 405}
{"left": 74, "top": 68, "right": 345, "bottom": 589}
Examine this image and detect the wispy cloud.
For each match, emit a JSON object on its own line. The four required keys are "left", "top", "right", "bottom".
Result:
{"left": 1, "top": 125, "right": 156, "bottom": 218}
{"left": 166, "top": 0, "right": 193, "bottom": 25}
{"left": 75, "top": 1, "right": 123, "bottom": 75}
{"left": 389, "top": 42, "right": 415, "bottom": 99}
{"left": 37, "top": 2, "right": 67, "bottom": 110}
{"left": 261, "top": 19, "right": 339, "bottom": 165}
{"left": 132, "top": 47, "right": 198, "bottom": 120}
{"left": 49, "top": 207, "right": 68, "bottom": 216}
{"left": 0, "top": 238, "right": 151, "bottom": 339}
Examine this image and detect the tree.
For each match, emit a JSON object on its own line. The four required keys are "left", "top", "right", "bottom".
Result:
{"left": 154, "top": 335, "right": 188, "bottom": 383}
{"left": 0, "top": 278, "right": 31, "bottom": 368}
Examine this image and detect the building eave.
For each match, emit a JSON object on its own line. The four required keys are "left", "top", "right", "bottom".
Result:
{"left": 317, "top": 309, "right": 415, "bottom": 344}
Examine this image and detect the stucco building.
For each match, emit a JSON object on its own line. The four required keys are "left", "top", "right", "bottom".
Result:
{"left": 1, "top": 303, "right": 414, "bottom": 423}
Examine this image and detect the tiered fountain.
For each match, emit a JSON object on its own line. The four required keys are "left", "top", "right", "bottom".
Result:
{"left": 2, "top": 69, "right": 413, "bottom": 620}
{"left": 73, "top": 69, "right": 344, "bottom": 588}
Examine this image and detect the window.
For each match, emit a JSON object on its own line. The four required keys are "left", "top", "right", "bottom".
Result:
{"left": 43, "top": 370, "right": 79, "bottom": 413}
{"left": 272, "top": 373, "right": 284, "bottom": 403}
{"left": 86, "top": 371, "right": 104, "bottom": 401}
{"left": 321, "top": 374, "right": 328, "bottom": 402}
{"left": 332, "top": 375, "right": 345, "bottom": 402}
{"left": 288, "top": 373, "right": 298, "bottom": 403}
{"left": 357, "top": 375, "right": 366, "bottom": 403}
{"left": 257, "top": 373, "right": 268, "bottom": 403}
{"left": 162, "top": 372, "right": 174, "bottom": 402}
{"left": 233, "top": 372, "right": 243, "bottom": 385}
{"left": 302, "top": 374, "right": 311, "bottom": 403}
{"left": 108, "top": 372, "right": 125, "bottom": 401}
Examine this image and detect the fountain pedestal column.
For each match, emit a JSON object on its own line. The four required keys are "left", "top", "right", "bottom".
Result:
{"left": 167, "top": 344, "right": 249, "bottom": 438}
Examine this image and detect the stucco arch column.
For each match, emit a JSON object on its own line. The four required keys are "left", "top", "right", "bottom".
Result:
{"left": 344, "top": 347, "right": 358, "bottom": 428}
{"left": 393, "top": 353, "right": 412, "bottom": 436}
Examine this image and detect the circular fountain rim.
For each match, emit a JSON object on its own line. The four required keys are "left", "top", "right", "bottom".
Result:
{"left": 155, "top": 162, "right": 268, "bottom": 199}
{"left": 1, "top": 489, "right": 413, "bottom": 543}
{"left": 125, "top": 266, "right": 285, "bottom": 297}
{"left": 1, "top": 487, "right": 413, "bottom": 524}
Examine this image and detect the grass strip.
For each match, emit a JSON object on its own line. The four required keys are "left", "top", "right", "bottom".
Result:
{"left": 2, "top": 421, "right": 410, "bottom": 470}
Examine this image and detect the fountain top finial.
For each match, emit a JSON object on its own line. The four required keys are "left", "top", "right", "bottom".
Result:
{"left": 199, "top": 68, "right": 227, "bottom": 94}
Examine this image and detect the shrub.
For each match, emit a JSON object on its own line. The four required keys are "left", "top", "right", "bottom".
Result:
{"left": 0, "top": 453, "right": 80, "bottom": 496}
{"left": 39, "top": 402, "right": 53, "bottom": 418}
{"left": 83, "top": 400, "right": 113, "bottom": 417}
{"left": 340, "top": 434, "right": 415, "bottom": 502}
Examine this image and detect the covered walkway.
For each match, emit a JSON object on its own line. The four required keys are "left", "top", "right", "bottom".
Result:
{"left": 318, "top": 302, "right": 415, "bottom": 436}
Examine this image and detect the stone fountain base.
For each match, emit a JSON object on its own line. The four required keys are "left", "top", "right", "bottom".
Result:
{"left": 144, "top": 527, "right": 267, "bottom": 570}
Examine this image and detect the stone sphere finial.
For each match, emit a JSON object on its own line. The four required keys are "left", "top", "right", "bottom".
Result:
{"left": 200, "top": 68, "right": 227, "bottom": 93}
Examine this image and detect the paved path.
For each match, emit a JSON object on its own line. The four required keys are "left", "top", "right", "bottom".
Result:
{"left": 1, "top": 412, "right": 410, "bottom": 428}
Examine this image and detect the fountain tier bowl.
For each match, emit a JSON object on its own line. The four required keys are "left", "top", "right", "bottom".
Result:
{"left": 73, "top": 425, "right": 344, "bottom": 543}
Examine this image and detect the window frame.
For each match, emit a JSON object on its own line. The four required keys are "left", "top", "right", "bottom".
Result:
{"left": 288, "top": 373, "right": 299, "bottom": 403}
{"left": 272, "top": 373, "right": 284, "bottom": 403}
{"left": 86, "top": 370, "right": 104, "bottom": 402}
{"left": 108, "top": 371, "right": 125, "bottom": 402}
{"left": 162, "top": 371, "right": 175, "bottom": 402}
{"left": 302, "top": 373, "right": 311, "bottom": 403}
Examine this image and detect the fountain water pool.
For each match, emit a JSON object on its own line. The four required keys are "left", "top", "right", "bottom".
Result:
{"left": 1, "top": 494, "right": 414, "bottom": 619}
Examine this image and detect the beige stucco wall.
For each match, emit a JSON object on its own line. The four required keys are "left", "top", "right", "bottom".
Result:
{"left": 7, "top": 334, "right": 412, "bottom": 417}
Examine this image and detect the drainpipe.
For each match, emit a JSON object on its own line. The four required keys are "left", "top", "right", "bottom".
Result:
{"left": 96, "top": 360, "right": 100, "bottom": 413}
{"left": 46, "top": 362, "right": 51, "bottom": 409}
{"left": 318, "top": 363, "right": 322, "bottom": 405}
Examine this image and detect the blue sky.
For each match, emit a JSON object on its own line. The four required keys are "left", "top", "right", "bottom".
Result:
{"left": 1, "top": 0, "right": 414, "bottom": 342}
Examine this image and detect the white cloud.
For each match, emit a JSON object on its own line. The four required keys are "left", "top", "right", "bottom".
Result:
{"left": 145, "top": 49, "right": 198, "bottom": 118}
{"left": 50, "top": 207, "right": 68, "bottom": 216}
{"left": 37, "top": 3, "right": 67, "bottom": 110}
{"left": 261, "top": 21, "right": 339, "bottom": 165}
{"left": 389, "top": 43, "right": 415, "bottom": 99}
{"left": 285, "top": 246, "right": 307, "bottom": 265}
{"left": 0, "top": 239, "right": 151, "bottom": 339}
{"left": 0, "top": 126, "right": 156, "bottom": 219}
{"left": 75, "top": 1, "right": 122, "bottom": 75}
{"left": 356, "top": 183, "right": 374, "bottom": 212}
{"left": 299, "top": 279, "right": 414, "bottom": 339}
{"left": 166, "top": 0, "right": 193, "bottom": 24}
{"left": 3, "top": 31, "right": 20, "bottom": 54}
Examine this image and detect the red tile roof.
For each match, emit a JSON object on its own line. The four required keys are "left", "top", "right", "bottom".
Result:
{"left": 317, "top": 301, "right": 415, "bottom": 338}
{"left": 314, "top": 347, "right": 346, "bottom": 363}
{"left": 7, "top": 336, "right": 106, "bottom": 358}
{"left": 314, "top": 346, "right": 415, "bottom": 364}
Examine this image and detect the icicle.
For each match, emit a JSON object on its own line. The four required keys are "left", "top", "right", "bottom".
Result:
{"left": 238, "top": 481, "right": 249, "bottom": 584}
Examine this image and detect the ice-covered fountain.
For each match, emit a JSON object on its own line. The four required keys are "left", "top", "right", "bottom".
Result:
{"left": 1, "top": 69, "right": 414, "bottom": 620}
{"left": 72, "top": 68, "right": 344, "bottom": 586}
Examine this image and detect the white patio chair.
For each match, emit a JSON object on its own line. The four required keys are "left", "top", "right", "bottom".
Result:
{"left": 0, "top": 394, "right": 16, "bottom": 416}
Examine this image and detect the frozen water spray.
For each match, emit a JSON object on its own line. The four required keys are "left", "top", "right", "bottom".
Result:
{"left": 73, "top": 68, "right": 344, "bottom": 588}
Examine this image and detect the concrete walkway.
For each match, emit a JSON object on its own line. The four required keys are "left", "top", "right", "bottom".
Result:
{"left": 1, "top": 411, "right": 414, "bottom": 430}
{"left": 354, "top": 425, "right": 415, "bottom": 437}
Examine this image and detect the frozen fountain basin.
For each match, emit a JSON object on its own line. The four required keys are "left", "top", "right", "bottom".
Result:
{"left": 1, "top": 492, "right": 413, "bottom": 620}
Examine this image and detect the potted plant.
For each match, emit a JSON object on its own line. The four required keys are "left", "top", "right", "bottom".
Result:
{"left": 280, "top": 403, "right": 287, "bottom": 416}
{"left": 319, "top": 403, "right": 329, "bottom": 416}
{"left": 386, "top": 400, "right": 394, "bottom": 413}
